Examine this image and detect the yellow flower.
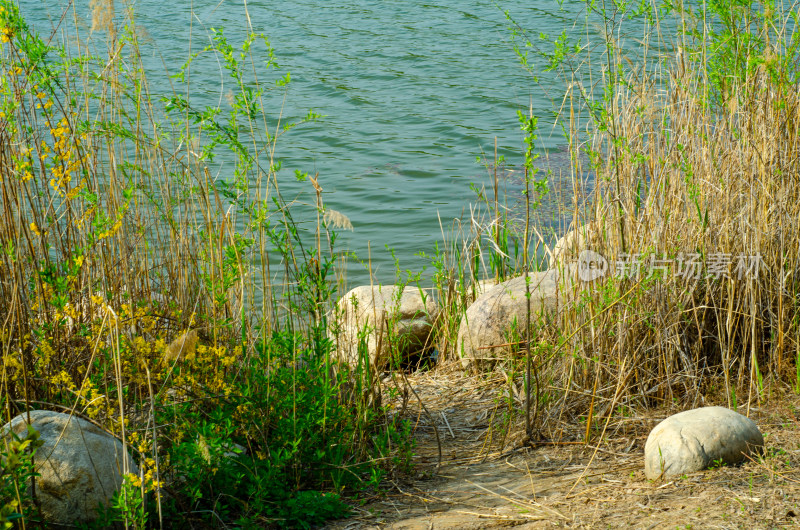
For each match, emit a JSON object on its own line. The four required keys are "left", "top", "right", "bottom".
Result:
{"left": 30, "top": 222, "right": 41, "bottom": 236}
{"left": 124, "top": 473, "right": 142, "bottom": 488}
{"left": 52, "top": 370, "right": 73, "bottom": 388}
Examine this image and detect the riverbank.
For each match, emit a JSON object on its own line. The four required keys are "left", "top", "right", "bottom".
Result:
{"left": 3, "top": 0, "right": 800, "bottom": 528}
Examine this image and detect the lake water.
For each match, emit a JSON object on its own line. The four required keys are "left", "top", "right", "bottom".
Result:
{"left": 28, "top": 1, "right": 599, "bottom": 286}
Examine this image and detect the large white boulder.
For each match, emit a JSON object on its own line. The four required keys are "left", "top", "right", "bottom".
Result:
{"left": 644, "top": 406, "right": 764, "bottom": 480}
{"left": 549, "top": 221, "right": 613, "bottom": 269}
{"left": 332, "top": 285, "right": 438, "bottom": 371}
{"left": 550, "top": 226, "right": 589, "bottom": 268}
{"left": 473, "top": 278, "right": 499, "bottom": 298}
{"left": 457, "top": 269, "right": 567, "bottom": 370}
{"left": 548, "top": 218, "right": 631, "bottom": 271}
{"left": 1, "top": 410, "right": 138, "bottom": 525}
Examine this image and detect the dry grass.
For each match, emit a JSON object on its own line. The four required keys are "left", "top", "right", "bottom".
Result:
{"left": 378, "top": 11, "right": 800, "bottom": 501}
{"left": 543, "top": 57, "right": 800, "bottom": 418}
{"left": 89, "top": 0, "right": 114, "bottom": 34}
{"left": 424, "top": 12, "right": 800, "bottom": 446}
{"left": 330, "top": 370, "right": 800, "bottom": 529}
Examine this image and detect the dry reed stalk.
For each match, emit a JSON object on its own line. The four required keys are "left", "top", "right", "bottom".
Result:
{"left": 544, "top": 49, "right": 800, "bottom": 422}
{"left": 89, "top": 0, "right": 115, "bottom": 37}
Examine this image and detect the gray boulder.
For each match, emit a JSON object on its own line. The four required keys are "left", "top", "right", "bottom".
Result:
{"left": 549, "top": 220, "right": 624, "bottom": 271}
{"left": 550, "top": 226, "right": 589, "bottom": 268}
{"left": 644, "top": 406, "right": 764, "bottom": 480}
{"left": 549, "top": 222, "right": 606, "bottom": 269}
{"left": 332, "top": 285, "right": 438, "bottom": 371}
{"left": 457, "top": 270, "right": 566, "bottom": 371}
{"left": 473, "top": 278, "right": 499, "bottom": 298}
{"left": 1, "top": 410, "right": 139, "bottom": 525}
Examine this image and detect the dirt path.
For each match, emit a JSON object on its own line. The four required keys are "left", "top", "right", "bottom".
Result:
{"left": 329, "top": 372, "right": 800, "bottom": 529}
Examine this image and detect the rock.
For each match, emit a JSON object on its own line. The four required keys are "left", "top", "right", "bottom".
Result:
{"left": 644, "top": 406, "right": 764, "bottom": 480}
{"left": 1, "top": 410, "right": 139, "bottom": 525}
{"left": 457, "top": 269, "right": 567, "bottom": 370}
{"left": 333, "top": 285, "right": 439, "bottom": 371}
{"left": 474, "top": 278, "right": 499, "bottom": 296}
{"left": 549, "top": 222, "right": 606, "bottom": 268}
{"left": 549, "top": 219, "right": 626, "bottom": 271}
{"left": 550, "top": 226, "right": 588, "bottom": 267}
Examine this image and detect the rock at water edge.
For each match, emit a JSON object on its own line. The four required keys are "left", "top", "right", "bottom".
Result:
{"left": 457, "top": 270, "right": 563, "bottom": 371}
{"left": 332, "top": 285, "right": 438, "bottom": 371}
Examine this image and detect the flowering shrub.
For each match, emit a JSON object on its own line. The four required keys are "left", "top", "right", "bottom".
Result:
{"left": 1, "top": 2, "right": 407, "bottom": 527}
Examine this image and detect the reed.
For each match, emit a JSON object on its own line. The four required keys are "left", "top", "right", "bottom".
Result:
{"left": 0, "top": 1, "right": 400, "bottom": 527}
{"left": 490, "top": 0, "right": 800, "bottom": 441}
{"left": 89, "top": 0, "right": 114, "bottom": 36}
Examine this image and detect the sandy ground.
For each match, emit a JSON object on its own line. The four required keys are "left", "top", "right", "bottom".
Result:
{"left": 328, "top": 371, "right": 800, "bottom": 529}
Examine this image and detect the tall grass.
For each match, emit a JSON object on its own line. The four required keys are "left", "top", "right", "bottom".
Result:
{"left": 491, "top": 0, "right": 800, "bottom": 440}
{"left": 0, "top": 1, "right": 408, "bottom": 527}
{"left": 413, "top": 0, "right": 800, "bottom": 446}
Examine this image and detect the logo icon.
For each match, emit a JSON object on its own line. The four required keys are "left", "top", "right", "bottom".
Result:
{"left": 577, "top": 250, "right": 608, "bottom": 282}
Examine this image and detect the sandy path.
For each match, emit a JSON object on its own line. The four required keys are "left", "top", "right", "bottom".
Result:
{"left": 329, "top": 371, "right": 800, "bottom": 529}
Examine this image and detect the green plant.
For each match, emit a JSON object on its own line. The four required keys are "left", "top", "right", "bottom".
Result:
{"left": 0, "top": 2, "right": 395, "bottom": 527}
{"left": 277, "top": 490, "right": 351, "bottom": 530}
{"left": 795, "top": 346, "right": 800, "bottom": 394}
{"left": 112, "top": 475, "right": 148, "bottom": 530}
{"left": 370, "top": 418, "right": 416, "bottom": 478}
{"left": 0, "top": 425, "right": 42, "bottom": 529}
